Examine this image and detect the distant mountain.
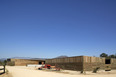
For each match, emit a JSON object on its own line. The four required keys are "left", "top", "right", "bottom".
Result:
{"left": 11, "top": 57, "right": 32, "bottom": 59}
{"left": 8, "top": 57, "right": 47, "bottom": 60}
{"left": 0, "top": 57, "right": 48, "bottom": 61}
{"left": 54, "top": 55, "right": 68, "bottom": 59}
{"left": 0, "top": 58, "right": 7, "bottom": 62}
{"left": 30, "top": 58, "right": 47, "bottom": 60}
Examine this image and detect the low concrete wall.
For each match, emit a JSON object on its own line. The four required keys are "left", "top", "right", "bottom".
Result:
{"left": 27, "top": 64, "right": 44, "bottom": 67}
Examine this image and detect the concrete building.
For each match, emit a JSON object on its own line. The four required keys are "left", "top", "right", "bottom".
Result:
{"left": 7, "top": 58, "right": 45, "bottom": 66}
{"left": 45, "top": 56, "right": 116, "bottom": 71}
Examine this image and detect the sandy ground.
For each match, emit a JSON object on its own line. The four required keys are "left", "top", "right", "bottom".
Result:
{"left": 5, "top": 66, "right": 116, "bottom": 77}
{"left": 0, "top": 66, "right": 11, "bottom": 77}
{"left": 0, "top": 73, "right": 12, "bottom": 77}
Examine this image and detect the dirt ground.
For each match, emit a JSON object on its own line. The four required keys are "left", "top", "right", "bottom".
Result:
{"left": 0, "top": 73, "right": 12, "bottom": 77}
{"left": 4, "top": 66, "right": 116, "bottom": 77}
{"left": 0, "top": 66, "right": 11, "bottom": 77}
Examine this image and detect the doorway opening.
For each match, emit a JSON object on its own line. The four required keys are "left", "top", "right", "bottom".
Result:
{"left": 39, "top": 62, "right": 42, "bottom": 64}
{"left": 39, "top": 61, "right": 45, "bottom": 64}
{"left": 105, "top": 59, "right": 111, "bottom": 64}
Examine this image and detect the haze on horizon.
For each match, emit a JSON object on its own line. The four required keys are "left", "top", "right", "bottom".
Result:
{"left": 0, "top": 0, "right": 116, "bottom": 58}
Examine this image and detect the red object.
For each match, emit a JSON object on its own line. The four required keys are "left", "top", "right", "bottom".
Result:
{"left": 43, "top": 64, "right": 51, "bottom": 68}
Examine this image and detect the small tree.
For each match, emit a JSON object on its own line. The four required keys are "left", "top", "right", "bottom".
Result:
{"left": 109, "top": 54, "right": 115, "bottom": 58}
{"left": 0, "top": 61, "right": 2, "bottom": 66}
{"left": 100, "top": 53, "right": 108, "bottom": 57}
{"left": 93, "top": 67, "right": 100, "bottom": 73}
{"left": 7, "top": 61, "right": 15, "bottom": 66}
{"left": 115, "top": 53, "right": 116, "bottom": 58}
{"left": 3, "top": 60, "right": 7, "bottom": 65}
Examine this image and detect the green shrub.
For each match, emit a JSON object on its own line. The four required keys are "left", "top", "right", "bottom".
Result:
{"left": 7, "top": 62, "right": 15, "bottom": 66}
{"left": 93, "top": 67, "right": 100, "bottom": 73}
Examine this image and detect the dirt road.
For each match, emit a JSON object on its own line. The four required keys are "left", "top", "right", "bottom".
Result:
{"left": 6, "top": 66, "right": 116, "bottom": 77}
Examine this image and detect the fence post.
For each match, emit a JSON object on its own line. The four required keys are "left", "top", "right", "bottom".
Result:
{"left": 3, "top": 65, "right": 5, "bottom": 73}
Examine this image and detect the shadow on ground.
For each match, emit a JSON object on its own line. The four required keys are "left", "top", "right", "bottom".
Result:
{"left": 0, "top": 72, "right": 5, "bottom": 75}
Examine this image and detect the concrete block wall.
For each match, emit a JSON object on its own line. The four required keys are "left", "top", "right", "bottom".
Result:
{"left": 111, "top": 58, "right": 116, "bottom": 69}
{"left": 9, "top": 59, "right": 39, "bottom": 66}
{"left": 48, "top": 62, "right": 83, "bottom": 71}
{"left": 83, "top": 56, "right": 105, "bottom": 71}
{"left": 46, "top": 56, "right": 83, "bottom": 71}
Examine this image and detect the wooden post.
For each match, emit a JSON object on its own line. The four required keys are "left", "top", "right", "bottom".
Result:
{"left": 3, "top": 65, "right": 5, "bottom": 73}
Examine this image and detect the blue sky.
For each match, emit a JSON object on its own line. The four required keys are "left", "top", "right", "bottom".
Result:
{"left": 0, "top": 0, "right": 116, "bottom": 58}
